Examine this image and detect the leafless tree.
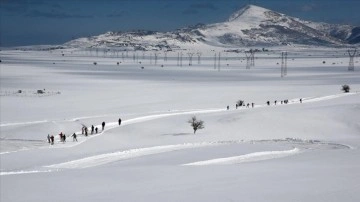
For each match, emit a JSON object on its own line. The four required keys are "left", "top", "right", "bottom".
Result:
{"left": 188, "top": 116, "right": 204, "bottom": 134}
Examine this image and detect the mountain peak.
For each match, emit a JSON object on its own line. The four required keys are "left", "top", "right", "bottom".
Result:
{"left": 228, "top": 4, "right": 271, "bottom": 22}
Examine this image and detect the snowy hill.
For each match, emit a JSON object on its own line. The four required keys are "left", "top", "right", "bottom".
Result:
{"left": 64, "top": 5, "right": 359, "bottom": 49}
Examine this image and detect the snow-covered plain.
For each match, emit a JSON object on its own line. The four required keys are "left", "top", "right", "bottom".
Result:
{"left": 1, "top": 47, "right": 360, "bottom": 202}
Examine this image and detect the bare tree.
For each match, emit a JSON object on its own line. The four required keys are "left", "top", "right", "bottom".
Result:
{"left": 188, "top": 116, "right": 204, "bottom": 134}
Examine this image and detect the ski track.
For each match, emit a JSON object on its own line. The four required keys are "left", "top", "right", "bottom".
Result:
{"left": 0, "top": 92, "right": 357, "bottom": 155}
{"left": 183, "top": 148, "right": 300, "bottom": 166}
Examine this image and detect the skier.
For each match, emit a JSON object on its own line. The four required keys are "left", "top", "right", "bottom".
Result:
{"left": 63, "top": 134, "right": 66, "bottom": 143}
{"left": 267, "top": 101, "right": 270, "bottom": 106}
{"left": 246, "top": 103, "right": 250, "bottom": 108}
{"left": 251, "top": 103, "right": 254, "bottom": 108}
{"left": 274, "top": 100, "right": 277, "bottom": 105}
{"left": 95, "top": 127, "right": 98, "bottom": 134}
{"left": 102, "top": 121, "right": 105, "bottom": 130}
{"left": 47, "top": 134, "right": 51, "bottom": 144}
{"left": 118, "top": 118, "right": 122, "bottom": 126}
{"left": 71, "top": 133, "right": 78, "bottom": 142}
{"left": 227, "top": 106, "right": 229, "bottom": 110}
{"left": 91, "top": 125, "right": 94, "bottom": 134}
{"left": 300, "top": 98, "right": 302, "bottom": 103}
{"left": 85, "top": 127, "right": 88, "bottom": 136}
{"left": 236, "top": 104, "right": 238, "bottom": 109}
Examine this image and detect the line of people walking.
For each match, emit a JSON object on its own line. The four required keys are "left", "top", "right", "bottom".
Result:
{"left": 230, "top": 98, "right": 303, "bottom": 110}
{"left": 47, "top": 117, "right": 122, "bottom": 145}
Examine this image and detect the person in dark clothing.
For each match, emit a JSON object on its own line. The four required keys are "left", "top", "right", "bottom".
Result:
{"left": 236, "top": 104, "right": 238, "bottom": 109}
{"left": 274, "top": 100, "right": 277, "bottom": 105}
{"left": 95, "top": 127, "right": 98, "bottom": 134}
{"left": 300, "top": 98, "right": 302, "bottom": 103}
{"left": 72, "top": 133, "right": 78, "bottom": 142}
{"left": 47, "top": 134, "right": 51, "bottom": 144}
{"left": 118, "top": 118, "right": 122, "bottom": 126}
{"left": 226, "top": 106, "right": 229, "bottom": 110}
{"left": 50, "top": 135, "right": 54, "bottom": 145}
{"left": 267, "top": 101, "right": 270, "bottom": 106}
{"left": 91, "top": 125, "right": 94, "bottom": 134}
{"left": 63, "top": 134, "right": 66, "bottom": 142}
{"left": 102, "top": 121, "right": 105, "bottom": 130}
{"left": 59, "top": 132, "right": 63, "bottom": 142}
{"left": 85, "top": 127, "right": 88, "bottom": 136}
{"left": 251, "top": 103, "right": 254, "bottom": 108}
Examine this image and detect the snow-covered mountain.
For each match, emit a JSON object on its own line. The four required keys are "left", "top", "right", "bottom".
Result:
{"left": 65, "top": 5, "right": 359, "bottom": 49}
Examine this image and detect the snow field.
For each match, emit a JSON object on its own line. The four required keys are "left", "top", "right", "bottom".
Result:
{"left": 0, "top": 48, "right": 360, "bottom": 202}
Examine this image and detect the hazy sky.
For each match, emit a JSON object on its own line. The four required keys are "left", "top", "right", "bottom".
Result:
{"left": 1, "top": 0, "right": 359, "bottom": 46}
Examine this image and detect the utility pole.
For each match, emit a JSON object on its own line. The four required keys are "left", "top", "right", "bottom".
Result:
{"left": 197, "top": 52, "right": 202, "bottom": 64}
{"left": 187, "top": 53, "right": 194, "bottom": 66}
{"left": 348, "top": 48, "right": 357, "bottom": 71}
{"left": 214, "top": 53, "right": 217, "bottom": 69}
{"left": 218, "top": 52, "right": 221, "bottom": 71}
{"left": 281, "top": 51, "right": 288, "bottom": 77}
{"left": 154, "top": 52, "right": 158, "bottom": 65}
{"left": 180, "top": 52, "right": 183, "bottom": 67}
{"left": 164, "top": 51, "right": 167, "bottom": 62}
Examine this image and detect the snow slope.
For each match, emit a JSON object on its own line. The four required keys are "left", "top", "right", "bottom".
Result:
{"left": 1, "top": 48, "right": 360, "bottom": 202}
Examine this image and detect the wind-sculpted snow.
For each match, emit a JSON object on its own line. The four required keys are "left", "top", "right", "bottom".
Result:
{"left": 0, "top": 139, "right": 350, "bottom": 176}
{"left": 183, "top": 148, "right": 300, "bottom": 166}
{"left": 0, "top": 170, "right": 54, "bottom": 176}
{"left": 45, "top": 141, "right": 235, "bottom": 169}
{"left": 183, "top": 138, "right": 351, "bottom": 166}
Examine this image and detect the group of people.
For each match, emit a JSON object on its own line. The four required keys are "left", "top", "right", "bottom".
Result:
{"left": 47, "top": 118, "right": 122, "bottom": 145}
{"left": 230, "top": 98, "right": 303, "bottom": 110}
{"left": 47, "top": 132, "right": 78, "bottom": 145}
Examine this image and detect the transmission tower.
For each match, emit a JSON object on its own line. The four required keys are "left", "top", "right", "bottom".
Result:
{"left": 250, "top": 50, "right": 255, "bottom": 67}
{"left": 177, "top": 52, "right": 179, "bottom": 66}
{"left": 187, "top": 53, "right": 194, "bottom": 66}
{"left": 214, "top": 53, "right": 217, "bottom": 69}
{"left": 154, "top": 52, "right": 159, "bottom": 65}
{"left": 197, "top": 52, "right": 202, "bottom": 64}
{"left": 164, "top": 51, "right": 167, "bottom": 62}
{"left": 348, "top": 49, "right": 357, "bottom": 71}
{"left": 281, "top": 52, "right": 288, "bottom": 77}
{"left": 218, "top": 52, "right": 221, "bottom": 71}
{"left": 180, "top": 52, "right": 183, "bottom": 67}
{"left": 245, "top": 49, "right": 255, "bottom": 69}
{"left": 245, "top": 51, "right": 251, "bottom": 69}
